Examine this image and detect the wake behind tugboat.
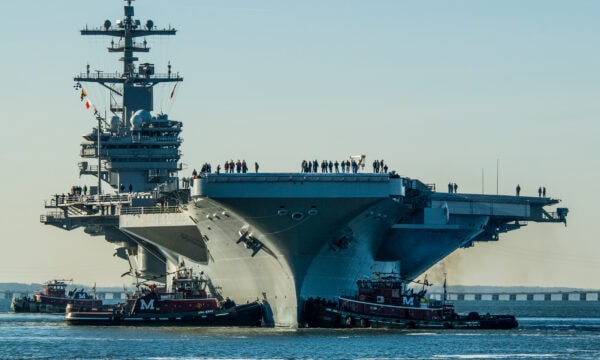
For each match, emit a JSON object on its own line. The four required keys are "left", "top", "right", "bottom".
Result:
{"left": 65, "top": 267, "right": 264, "bottom": 327}
{"left": 303, "top": 273, "right": 518, "bottom": 330}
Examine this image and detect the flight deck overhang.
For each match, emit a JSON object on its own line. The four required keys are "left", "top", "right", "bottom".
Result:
{"left": 119, "top": 211, "right": 208, "bottom": 264}
{"left": 191, "top": 173, "right": 405, "bottom": 199}
{"left": 429, "top": 193, "right": 566, "bottom": 223}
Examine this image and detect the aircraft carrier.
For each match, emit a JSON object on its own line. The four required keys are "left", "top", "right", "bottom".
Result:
{"left": 41, "top": 1, "right": 568, "bottom": 327}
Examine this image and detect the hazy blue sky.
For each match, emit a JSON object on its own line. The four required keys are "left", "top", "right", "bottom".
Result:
{"left": 0, "top": 1, "right": 597, "bottom": 288}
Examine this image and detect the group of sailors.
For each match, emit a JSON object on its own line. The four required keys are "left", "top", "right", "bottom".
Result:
{"left": 515, "top": 184, "right": 548, "bottom": 197}
{"left": 222, "top": 160, "right": 258, "bottom": 174}
{"left": 70, "top": 185, "right": 88, "bottom": 196}
{"left": 221, "top": 160, "right": 256, "bottom": 174}
{"left": 190, "top": 160, "right": 260, "bottom": 178}
{"left": 53, "top": 184, "right": 133, "bottom": 207}
{"left": 198, "top": 163, "right": 212, "bottom": 174}
{"left": 301, "top": 159, "right": 364, "bottom": 174}
{"left": 300, "top": 158, "right": 389, "bottom": 174}
{"left": 53, "top": 185, "right": 88, "bottom": 205}
{"left": 189, "top": 157, "right": 391, "bottom": 177}
{"left": 119, "top": 184, "right": 133, "bottom": 193}
{"left": 213, "top": 160, "right": 260, "bottom": 174}
{"left": 447, "top": 183, "right": 549, "bottom": 197}
{"left": 372, "top": 159, "right": 388, "bottom": 174}
{"left": 448, "top": 182, "right": 459, "bottom": 193}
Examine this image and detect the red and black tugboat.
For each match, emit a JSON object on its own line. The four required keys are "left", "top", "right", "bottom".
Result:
{"left": 11, "top": 279, "right": 101, "bottom": 313}
{"left": 303, "top": 273, "right": 518, "bottom": 330}
{"left": 65, "top": 268, "right": 264, "bottom": 326}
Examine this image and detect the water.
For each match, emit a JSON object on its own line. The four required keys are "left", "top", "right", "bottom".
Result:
{"left": 1, "top": 313, "right": 600, "bottom": 359}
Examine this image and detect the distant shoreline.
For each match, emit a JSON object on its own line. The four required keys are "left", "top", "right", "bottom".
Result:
{"left": 0, "top": 282, "right": 596, "bottom": 294}
{"left": 0, "top": 283, "right": 125, "bottom": 293}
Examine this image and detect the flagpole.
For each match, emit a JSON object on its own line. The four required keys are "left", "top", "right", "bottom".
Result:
{"left": 496, "top": 158, "right": 499, "bottom": 195}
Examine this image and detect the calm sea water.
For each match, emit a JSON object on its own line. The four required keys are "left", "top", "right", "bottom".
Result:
{"left": 1, "top": 313, "right": 600, "bottom": 359}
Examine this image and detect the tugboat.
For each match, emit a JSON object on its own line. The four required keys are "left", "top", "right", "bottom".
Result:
{"left": 65, "top": 268, "right": 264, "bottom": 326}
{"left": 11, "top": 279, "right": 101, "bottom": 313}
{"left": 303, "top": 273, "right": 518, "bottom": 330}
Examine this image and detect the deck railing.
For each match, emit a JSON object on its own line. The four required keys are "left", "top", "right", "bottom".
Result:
{"left": 119, "top": 206, "right": 181, "bottom": 215}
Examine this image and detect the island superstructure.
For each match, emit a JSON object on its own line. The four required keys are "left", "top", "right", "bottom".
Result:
{"left": 41, "top": 0, "right": 569, "bottom": 327}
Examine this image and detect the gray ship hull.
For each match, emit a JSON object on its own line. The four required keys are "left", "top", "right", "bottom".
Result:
{"left": 121, "top": 173, "right": 408, "bottom": 326}
{"left": 115, "top": 173, "right": 566, "bottom": 327}
{"left": 190, "top": 198, "right": 408, "bottom": 326}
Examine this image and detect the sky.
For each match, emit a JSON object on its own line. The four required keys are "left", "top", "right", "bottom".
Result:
{"left": 0, "top": 0, "right": 598, "bottom": 288}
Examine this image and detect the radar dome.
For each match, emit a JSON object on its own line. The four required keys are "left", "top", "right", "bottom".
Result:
{"left": 131, "top": 109, "right": 152, "bottom": 130}
{"left": 110, "top": 115, "right": 121, "bottom": 132}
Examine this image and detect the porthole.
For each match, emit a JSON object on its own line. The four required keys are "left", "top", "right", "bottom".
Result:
{"left": 291, "top": 212, "right": 304, "bottom": 221}
{"left": 277, "top": 209, "right": 289, "bottom": 216}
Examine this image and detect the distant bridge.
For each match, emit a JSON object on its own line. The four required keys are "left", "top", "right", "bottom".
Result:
{"left": 429, "top": 290, "right": 600, "bottom": 301}
{"left": 430, "top": 291, "right": 600, "bottom": 302}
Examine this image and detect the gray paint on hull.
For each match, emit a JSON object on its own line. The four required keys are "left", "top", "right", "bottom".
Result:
{"left": 377, "top": 215, "right": 489, "bottom": 279}
{"left": 191, "top": 196, "right": 411, "bottom": 326}
{"left": 376, "top": 228, "right": 476, "bottom": 279}
{"left": 120, "top": 225, "right": 208, "bottom": 263}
